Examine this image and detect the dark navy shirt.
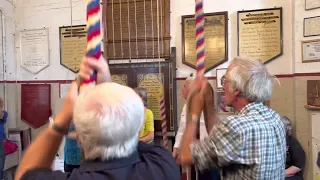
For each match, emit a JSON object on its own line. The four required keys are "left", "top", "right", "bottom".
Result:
{"left": 0, "top": 111, "right": 8, "bottom": 142}
{"left": 21, "top": 142, "right": 180, "bottom": 180}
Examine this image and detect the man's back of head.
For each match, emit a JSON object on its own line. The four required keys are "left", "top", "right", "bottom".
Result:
{"left": 228, "top": 57, "right": 274, "bottom": 103}
{"left": 73, "top": 82, "right": 145, "bottom": 161}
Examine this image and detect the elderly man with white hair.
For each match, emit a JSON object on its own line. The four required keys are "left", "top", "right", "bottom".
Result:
{"left": 15, "top": 57, "right": 180, "bottom": 180}
{"left": 173, "top": 76, "right": 220, "bottom": 180}
{"left": 179, "top": 57, "right": 286, "bottom": 179}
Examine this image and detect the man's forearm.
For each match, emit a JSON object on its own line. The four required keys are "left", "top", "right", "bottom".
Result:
{"left": 285, "top": 166, "right": 301, "bottom": 177}
{"left": 15, "top": 114, "right": 69, "bottom": 180}
{"left": 204, "top": 106, "right": 216, "bottom": 133}
{"left": 179, "top": 121, "right": 197, "bottom": 166}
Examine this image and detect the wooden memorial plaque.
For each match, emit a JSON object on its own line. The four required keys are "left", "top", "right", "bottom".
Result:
{"left": 307, "top": 80, "right": 320, "bottom": 106}
{"left": 105, "top": 0, "right": 171, "bottom": 60}
{"left": 238, "top": 8, "right": 283, "bottom": 64}
{"left": 59, "top": 25, "right": 87, "bottom": 73}
{"left": 21, "top": 84, "right": 51, "bottom": 128}
{"left": 111, "top": 74, "right": 129, "bottom": 86}
{"left": 109, "top": 61, "right": 175, "bottom": 132}
{"left": 182, "top": 12, "right": 228, "bottom": 72}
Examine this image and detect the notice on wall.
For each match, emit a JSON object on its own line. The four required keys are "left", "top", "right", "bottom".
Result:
{"left": 111, "top": 74, "right": 128, "bottom": 86}
{"left": 21, "top": 84, "right": 51, "bottom": 128}
{"left": 20, "top": 29, "right": 50, "bottom": 74}
{"left": 238, "top": 8, "right": 282, "bottom": 64}
{"left": 59, "top": 25, "right": 87, "bottom": 73}
{"left": 137, "top": 73, "right": 164, "bottom": 120}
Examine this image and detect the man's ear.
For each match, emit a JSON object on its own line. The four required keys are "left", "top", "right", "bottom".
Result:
{"left": 234, "top": 89, "right": 241, "bottom": 96}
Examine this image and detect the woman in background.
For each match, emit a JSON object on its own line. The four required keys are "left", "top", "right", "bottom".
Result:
{"left": 134, "top": 87, "right": 154, "bottom": 144}
{"left": 281, "top": 116, "right": 306, "bottom": 180}
{"left": 64, "top": 123, "right": 81, "bottom": 172}
{"left": 0, "top": 98, "right": 8, "bottom": 179}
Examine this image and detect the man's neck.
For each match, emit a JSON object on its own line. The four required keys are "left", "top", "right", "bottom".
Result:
{"left": 232, "top": 98, "right": 250, "bottom": 112}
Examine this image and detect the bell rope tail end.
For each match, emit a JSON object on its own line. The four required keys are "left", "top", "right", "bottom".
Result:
{"left": 195, "top": 0, "right": 205, "bottom": 76}
{"left": 80, "top": 0, "right": 102, "bottom": 90}
{"left": 160, "top": 95, "right": 168, "bottom": 149}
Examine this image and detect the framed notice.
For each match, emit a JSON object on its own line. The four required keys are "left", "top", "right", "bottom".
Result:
{"left": 307, "top": 80, "right": 320, "bottom": 106}
{"left": 20, "top": 29, "right": 50, "bottom": 74}
{"left": 302, "top": 39, "right": 320, "bottom": 63}
{"left": 306, "top": 0, "right": 320, "bottom": 10}
{"left": 21, "top": 84, "right": 51, "bottom": 128}
{"left": 182, "top": 12, "right": 228, "bottom": 72}
{"left": 216, "top": 68, "right": 227, "bottom": 89}
{"left": 238, "top": 8, "right": 283, "bottom": 64}
{"left": 304, "top": 16, "right": 320, "bottom": 37}
{"left": 59, "top": 25, "right": 87, "bottom": 73}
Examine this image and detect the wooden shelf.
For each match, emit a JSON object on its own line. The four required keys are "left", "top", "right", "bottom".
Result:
{"left": 304, "top": 105, "right": 320, "bottom": 110}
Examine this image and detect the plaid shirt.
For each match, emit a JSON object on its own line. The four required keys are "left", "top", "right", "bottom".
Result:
{"left": 192, "top": 103, "right": 286, "bottom": 180}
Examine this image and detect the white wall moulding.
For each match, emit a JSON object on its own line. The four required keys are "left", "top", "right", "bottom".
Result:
{"left": 20, "top": 28, "right": 50, "bottom": 74}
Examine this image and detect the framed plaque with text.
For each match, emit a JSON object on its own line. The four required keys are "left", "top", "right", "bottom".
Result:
{"left": 238, "top": 8, "right": 283, "bottom": 64}
{"left": 302, "top": 39, "right": 320, "bottom": 63}
{"left": 305, "top": 0, "right": 320, "bottom": 10}
{"left": 59, "top": 25, "right": 87, "bottom": 73}
{"left": 307, "top": 80, "right": 320, "bottom": 106}
{"left": 20, "top": 29, "right": 50, "bottom": 74}
{"left": 304, "top": 16, "right": 320, "bottom": 37}
{"left": 182, "top": 12, "right": 228, "bottom": 72}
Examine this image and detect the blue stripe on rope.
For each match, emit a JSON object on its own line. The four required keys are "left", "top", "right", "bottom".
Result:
{"left": 87, "top": 44, "right": 102, "bottom": 56}
{"left": 87, "top": 0, "right": 100, "bottom": 12}
{"left": 87, "top": 21, "right": 101, "bottom": 37}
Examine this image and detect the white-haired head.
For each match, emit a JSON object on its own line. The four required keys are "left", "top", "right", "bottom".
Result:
{"left": 73, "top": 82, "right": 144, "bottom": 160}
{"left": 227, "top": 57, "right": 275, "bottom": 102}
{"left": 181, "top": 75, "right": 194, "bottom": 100}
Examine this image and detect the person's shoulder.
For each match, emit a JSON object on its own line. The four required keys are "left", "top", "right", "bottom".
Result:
{"left": 21, "top": 168, "right": 99, "bottom": 180}
{"left": 21, "top": 168, "right": 70, "bottom": 180}
{"left": 138, "top": 141, "right": 172, "bottom": 158}
{"left": 220, "top": 115, "right": 244, "bottom": 130}
{"left": 137, "top": 142, "right": 180, "bottom": 179}
{"left": 145, "top": 109, "right": 153, "bottom": 115}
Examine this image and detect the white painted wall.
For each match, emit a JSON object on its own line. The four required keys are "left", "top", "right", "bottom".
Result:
{"left": 3, "top": 0, "right": 320, "bottom": 79}
{"left": 13, "top": 0, "right": 85, "bottom": 80}
{"left": 0, "top": 0, "right": 298, "bottom": 134}
{"left": 172, "top": 0, "right": 294, "bottom": 77}
{"left": 0, "top": 0, "right": 16, "bottom": 129}
{"left": 294, "top": 0, "right": 320, "bottom": 73}
{"left": 7, "top": 0, "right": 294, "bottom": 81}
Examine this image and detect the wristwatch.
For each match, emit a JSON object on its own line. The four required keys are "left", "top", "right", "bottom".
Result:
{"left": 49, "top": 117, "right": 69, "bottom": 135}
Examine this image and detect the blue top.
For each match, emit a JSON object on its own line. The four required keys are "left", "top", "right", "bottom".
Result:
{"left": 64, "top": 124, "right": 81, "bottom": 165}
{"left": 0, "top": 111, "right": 8, "bottom": 142}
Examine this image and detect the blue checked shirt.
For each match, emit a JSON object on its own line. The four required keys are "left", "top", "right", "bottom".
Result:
{"left": 192, "top": 103, "right": 286, "bottom": 180}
